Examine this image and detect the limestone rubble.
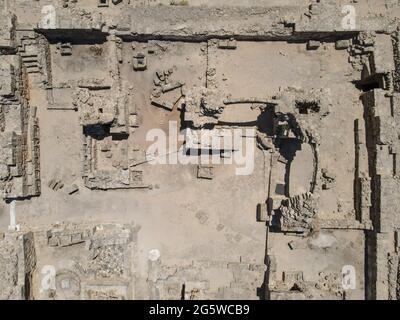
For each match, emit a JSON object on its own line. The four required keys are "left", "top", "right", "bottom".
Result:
{"left": 1, "top": 0, "right": 400, "bottom": 300}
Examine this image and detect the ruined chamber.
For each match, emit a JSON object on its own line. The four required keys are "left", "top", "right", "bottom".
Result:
{"left": 1, "top": 0, "right": 400, "bottom": 300}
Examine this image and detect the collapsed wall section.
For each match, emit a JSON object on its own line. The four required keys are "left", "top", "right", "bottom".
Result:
{"left": 0, "top": 11, "right": 41, "bottom": 201}
{"left": 2, "top": 0, "right": 400, "bottom": 300}
{"left": 361, "top": 31, "right": 400, "bottom": 299}
{"left": 0, "top": 232, "right": 36, "bottom": 300}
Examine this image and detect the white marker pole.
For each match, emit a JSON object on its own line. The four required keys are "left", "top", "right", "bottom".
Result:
{"left": 8, "top": 200, "right": 20, "bottom": 231}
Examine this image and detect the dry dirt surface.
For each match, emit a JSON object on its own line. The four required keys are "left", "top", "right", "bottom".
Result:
{"left": 1, "top": 0, "right": 400, "bottom": 300}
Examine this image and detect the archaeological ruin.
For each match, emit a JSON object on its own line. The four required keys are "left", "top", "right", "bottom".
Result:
{"left": 1, "top": 0, "right": 400, "bottom": 301}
